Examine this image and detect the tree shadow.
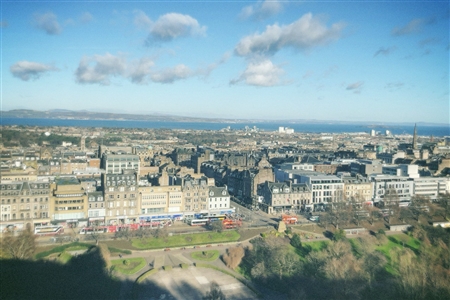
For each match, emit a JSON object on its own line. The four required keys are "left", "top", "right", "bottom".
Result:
{"left": 1, "top": 248, "right": 124, "bottom": 300}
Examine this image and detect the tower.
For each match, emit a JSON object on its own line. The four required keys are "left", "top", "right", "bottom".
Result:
{"left": 80, "top": 136, "right": 86, "bottom": 152}
{"left": 412, "top": 123, "right": 418, "bottom": 150}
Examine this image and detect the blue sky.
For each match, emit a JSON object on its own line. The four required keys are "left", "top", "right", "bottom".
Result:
{"left": 1, "top": 0, "right": 449, "bottom": 123}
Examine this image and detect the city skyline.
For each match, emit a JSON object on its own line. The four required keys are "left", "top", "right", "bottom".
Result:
{"left": 2, "top": 1, "right": 449, "bottom": 123}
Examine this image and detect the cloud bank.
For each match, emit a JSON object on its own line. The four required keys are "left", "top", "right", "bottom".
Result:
{"left": 10, "top": 61, "right": 58, "bottom": 81}
{"left": 75, "top": 52, "right": 223, "bottom": 85}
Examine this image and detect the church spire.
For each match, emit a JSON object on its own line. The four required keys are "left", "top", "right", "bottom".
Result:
{"left": 412, "top": 123, "right": 418, "bottom": 150}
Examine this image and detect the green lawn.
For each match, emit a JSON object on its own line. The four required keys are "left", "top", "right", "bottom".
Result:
{"left": 35, "top": 242, "right": 93, "bottom": 259}
{"left": 58, "top": 252, "right": 73, "bottom": 264}
{"left": 132, "top": 231, "right": 240, "bottom": 249}
{"left": 190, "top": 250, "right": 220, "bottom": 261}
{"left": 111, "top": 257, "right": 146, "bottom": 275}
{"left": 375, "top": 234, "right": 421, "bottom": 275}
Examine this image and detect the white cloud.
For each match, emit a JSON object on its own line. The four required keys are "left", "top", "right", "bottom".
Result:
{"left": 10, "top": 61, "right": 58, "bottom": 81}
{"left": 391, "top": 18, "right": 434, "bottom": 36}
{"left": 128, "top": 58, "right": 155, "bottom": 84}
{"left": 230, "top": 59, "right": 284, "bottom": 87}
{"left": 239, "top": 0, "right": 284, "bottom": 21}
{"left": 235, "top": 13, "right": 345, "bottom": 57}
{"left": 75, "top": 51, "right": 225, "bottom": 85}
{"left": 75, "top": 53, "right": 127, "bottom": 85}
{"left": 346, "top": 81, "right": 364, "bottom": 94}
{"left": 146, "top": 13, "right": 206, "bottom": 44}
{"left": 133, "top": 10, "right": 153, "bottom": 30}
{"left": 80, "top": 12, "right": 93, "bottom": 24}
{"left": 150, "top": 64, "right": 192, "bottom": 83}
{"left": 33, "top": 12, "right": 62, "bottom": 35}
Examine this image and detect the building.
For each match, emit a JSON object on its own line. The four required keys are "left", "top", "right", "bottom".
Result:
{"left": 49, "top": 177, "right": 88, "bottom": 228}
{"left": 139, "top": 185, "right": 183, "bottom": 218}
{"left": 182, "top": 176, "right": 211, "bottom": 213}
{"left": 0, "top": 180, "right": 51, "bottom": 231}
{"left": 350, "top": 159, "right": 383, "bottom": 176}
{"left": 102, "top": 170, "right": 139, "bottom": 225}
{"left": 87, "top": 191, "right": 105, "bottom": 224}
{"left": 101, "top": 153, "right": 140, "bottom": 175}
{"left": 207, "top": 186, "right": 231, "bottom": 211}
{"left": 382, "top": 164, "right": 419, "bottom": 179}
{"left": 341, "top": 175, "right": 373, "bottom": 203}
{"left": 413, "top": 177, "right": 450, "bottom": 200}
{"left": 258, "top": 181, "right": 311, "bottom": 214}
{"left": 370, "top": 174, "right": 414, "bottom": 204}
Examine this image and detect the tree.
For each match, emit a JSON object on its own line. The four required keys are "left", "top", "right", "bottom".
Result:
{"left": 84, "top": 225, "right": 104, "bottom": 245}
{"left": 222, "top": 246, "right": 245, "bottom": 269}
{"left": 1, "top": 228, "right": 36, "bottom": 259}
{"left": 436, "top": 192, "right": 450, "bottom": 220}
{"left": 210, "top": 221, "right": 223, "bottom": 233}
{"left": 409, "top": 195, "right": 430, "bottom": 222}
{"left": 203, "top": 281, "right": 226, "bottom": 300}
{"left": 383, "top": 188, "right": 400, "bottom": 224}
{"left": 332, "top": 229, "right": 346, "bottom": 241}
{"left": 290, "top": 233, "right": 302, "bottom": 249}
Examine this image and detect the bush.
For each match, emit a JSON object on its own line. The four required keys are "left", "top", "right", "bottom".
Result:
{"left": 222, "top": 246, "right": 245, "bottom": 269}
{"left": 333, "top": 229, "right": 346, "bottom": 241}
{"left": 123, "top": 259, "right": 130, "bottom": 266}
{"left": 290, "top": 233, "right": 302, "bottom": 249}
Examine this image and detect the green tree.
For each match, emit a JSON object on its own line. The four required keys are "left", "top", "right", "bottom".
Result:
{"left": 290, "top": 233, "right": 302, "bottom": 249}
{"left": 210, "top": 221, "right": 223, "bottom": 233}
{"left": 203, "top": 281, "right": 226, "bottom": 300}
{"left": 332, "top": 229, "right": 346, "bottom": 241}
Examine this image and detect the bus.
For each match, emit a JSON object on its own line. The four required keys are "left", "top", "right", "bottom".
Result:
{"left": 79, "top": 227, "right": 107, "bottom": 234}
{"left": 34, "top": 225, "right": 64, "bottom": 235}
{"left": 189, "top": 219, "right": 208, "bottom": 226}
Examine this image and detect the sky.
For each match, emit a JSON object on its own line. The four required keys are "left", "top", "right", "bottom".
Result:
{"left": 1, "top": 0, "right": 449, "bottom": 124}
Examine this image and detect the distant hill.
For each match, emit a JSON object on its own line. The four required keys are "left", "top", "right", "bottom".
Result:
{"left": 1, "top": 109, "right": 447, "bottom": 126}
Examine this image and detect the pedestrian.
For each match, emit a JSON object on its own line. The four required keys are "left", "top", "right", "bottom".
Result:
{"left": 119, "top": 254, "right": 122, "bottom": 258}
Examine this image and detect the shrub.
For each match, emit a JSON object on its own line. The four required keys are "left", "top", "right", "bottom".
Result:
{"left": 290, "top": 233, "right": 302, "bottom": 249}
{"left": 222, "top": 246, "right": 245, "bottom": 269}
{"left": 123, "top": 259, "right": 130, "bottom": 266}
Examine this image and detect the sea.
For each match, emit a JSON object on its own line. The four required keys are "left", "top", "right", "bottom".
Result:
{"left": 1, "top": 117, "right": 449, "bottom": 137}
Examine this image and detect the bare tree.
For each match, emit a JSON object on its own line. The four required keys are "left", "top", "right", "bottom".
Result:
{"left": 1, "top": 228, "right": 36, "bottom": 259}
{"left": 222, "top": 246, "right": 245, "bottom": 269}
{"left": 383, "top": 188, "right": 399, "bottom": 224}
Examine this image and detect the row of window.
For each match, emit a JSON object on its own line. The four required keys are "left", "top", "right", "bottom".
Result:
{"left": 1, "top": 212, "right": 48, "bottom": 220}
{"left": 55, "top": 206, "right": 84, "bottom": 211}
{"left": 1, "top": 198, "right": 49, "bottom": 204}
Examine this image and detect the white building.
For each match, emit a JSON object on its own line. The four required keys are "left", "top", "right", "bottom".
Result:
{"left": 382, "top": 164, "right": 419, "bottom": 179}
{"left": 208, "top": 186, "right": 230, "bottom": 211}
{"left": 370, "top": 174, "right": 414, "bottom": 204}
{"left": 413, "top": 177, "right": 450, "bottom": 200}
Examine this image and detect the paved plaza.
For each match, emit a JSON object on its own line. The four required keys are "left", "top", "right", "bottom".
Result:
{"left": 136, "top": 266, "right": 257, "bottom": 300}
